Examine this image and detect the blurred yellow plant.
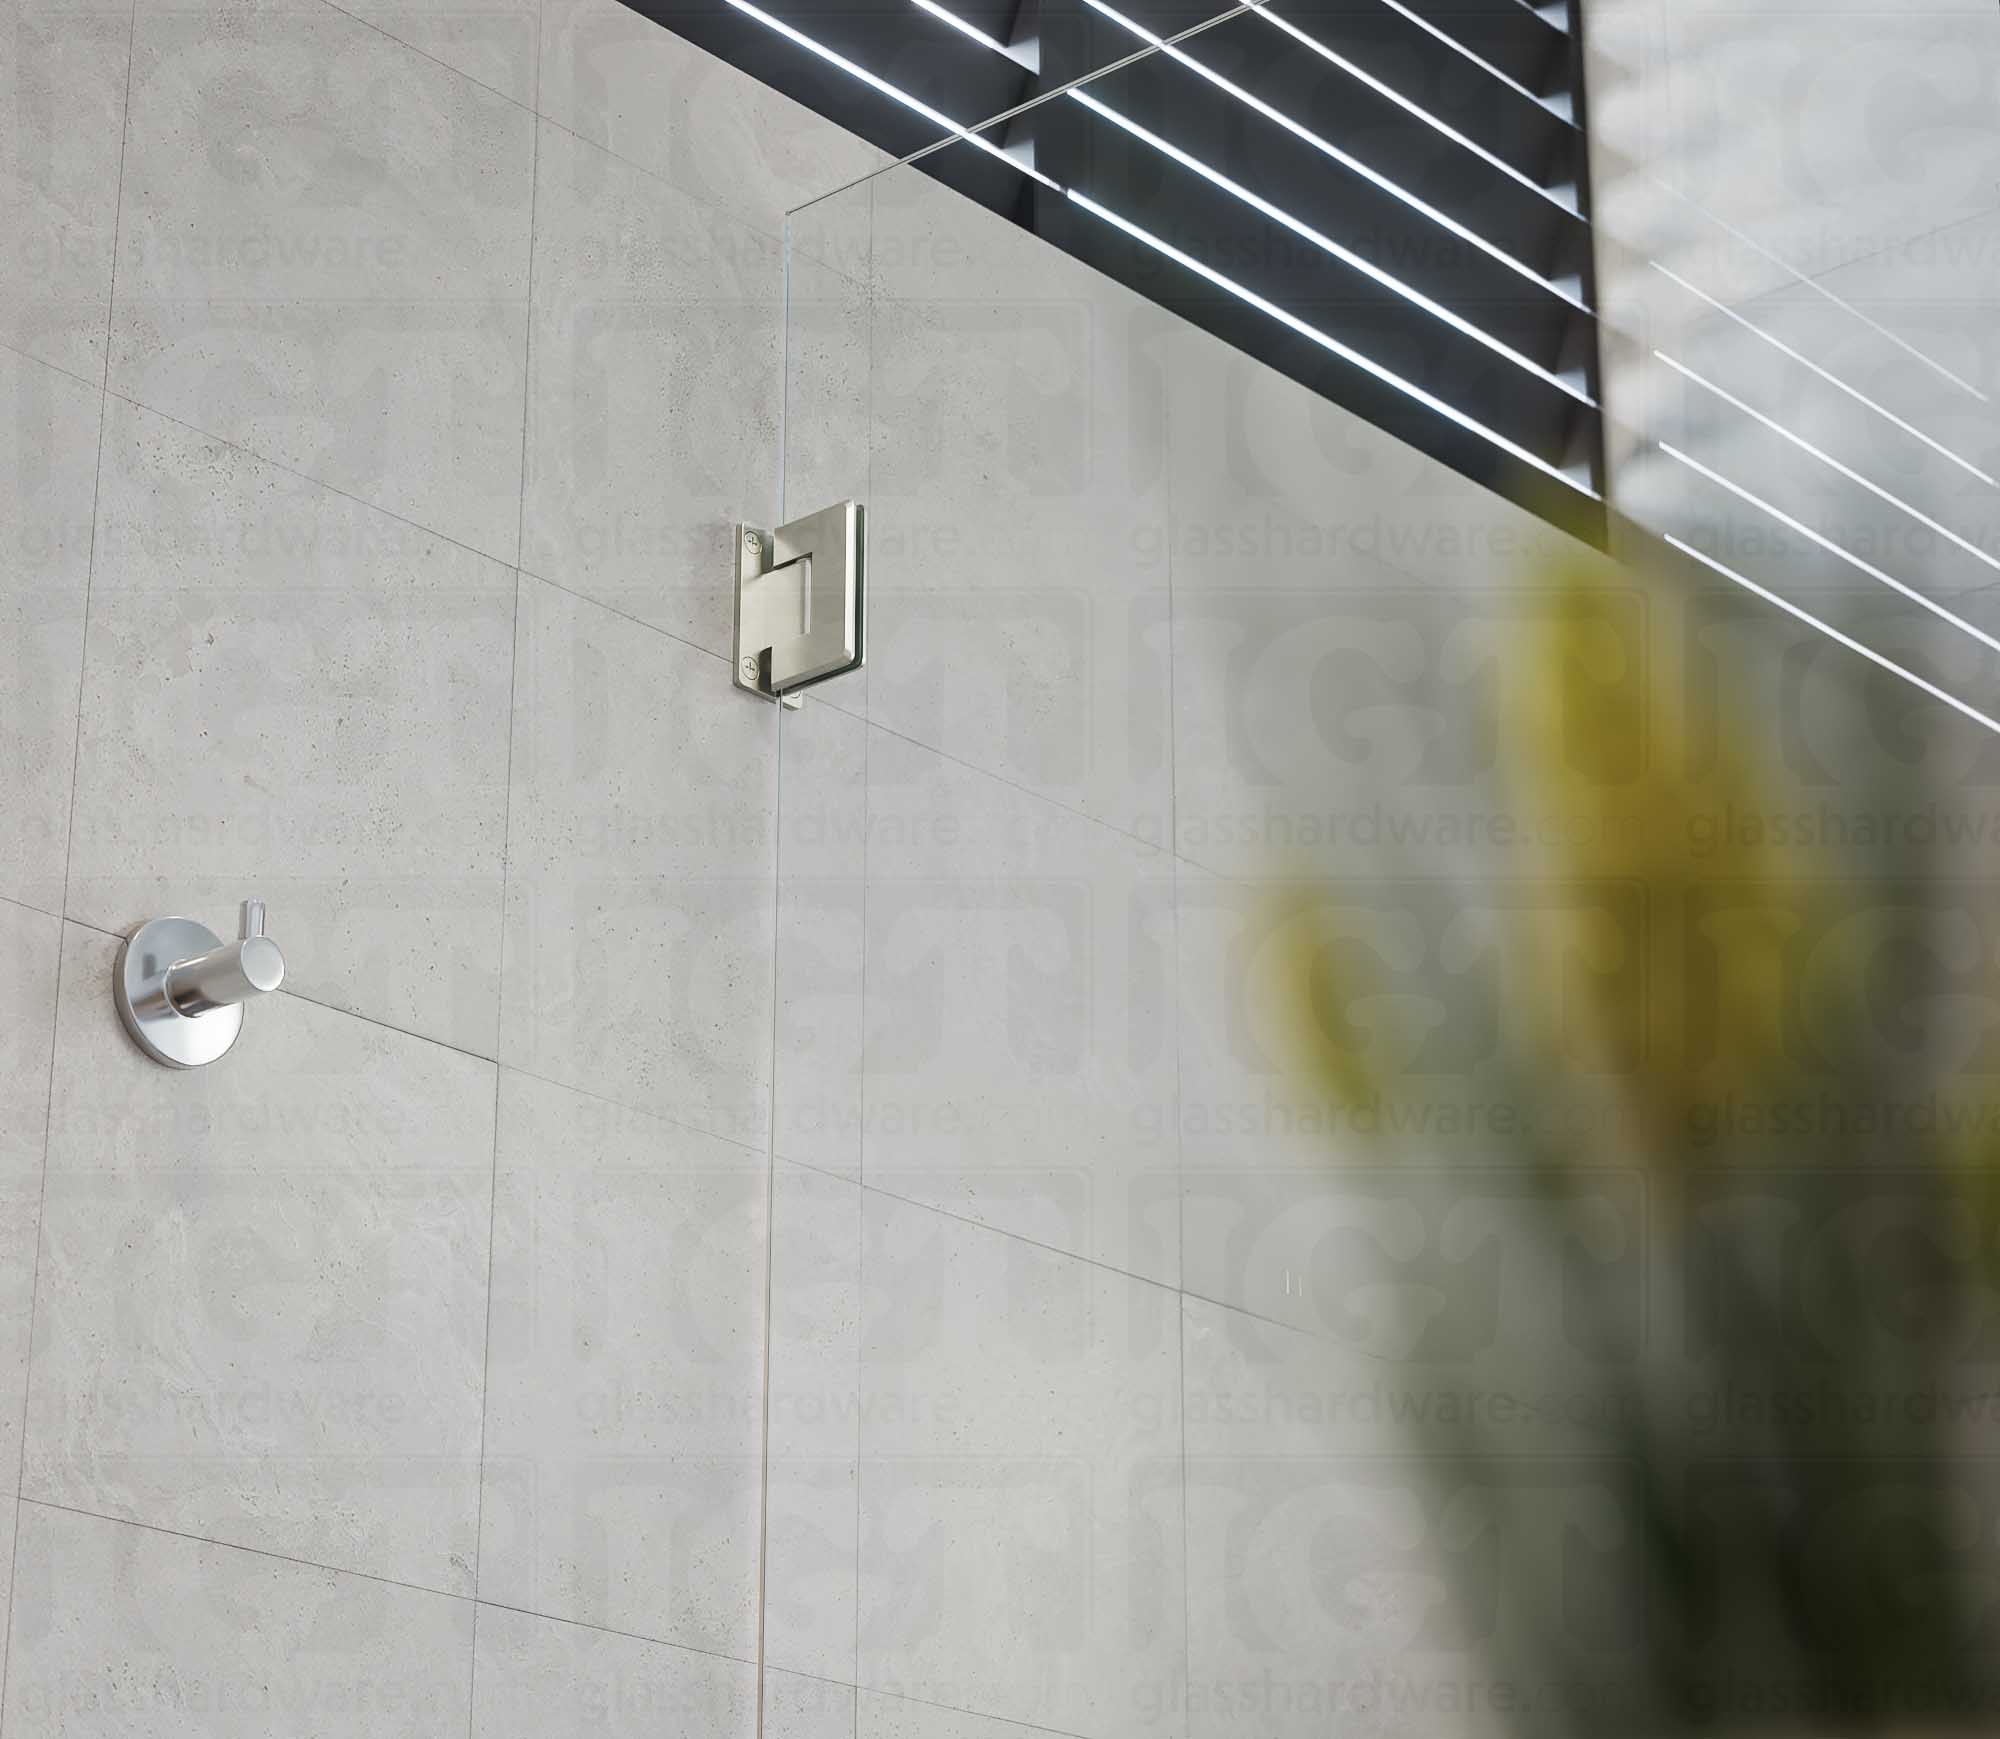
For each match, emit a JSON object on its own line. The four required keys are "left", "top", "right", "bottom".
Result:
{"left": 1273, "top": 549, "right": 1828, "bottom": 1167}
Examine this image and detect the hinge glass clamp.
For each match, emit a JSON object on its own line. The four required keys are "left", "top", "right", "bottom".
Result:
{"left": 733, "top": 501, "right": 866, "bottom": 708}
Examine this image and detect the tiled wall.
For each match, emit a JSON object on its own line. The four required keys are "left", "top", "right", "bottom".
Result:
{"left": 1, "top": 0, "right": 885, "bottom": 1728}
{"left": 9, "top": 1, "right": 1991, "bottom": 1737}
{"left": 761, "top": 161, "right": 1658, "bottom": 1739}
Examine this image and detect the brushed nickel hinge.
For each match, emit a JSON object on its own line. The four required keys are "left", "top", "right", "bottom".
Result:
{"left": 733, "top": 501, "right": 866, "bottom": 707}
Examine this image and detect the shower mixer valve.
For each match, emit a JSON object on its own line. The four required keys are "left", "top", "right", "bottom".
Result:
{"left": 113, "top": 898, "right": 286, "bottom": 1069}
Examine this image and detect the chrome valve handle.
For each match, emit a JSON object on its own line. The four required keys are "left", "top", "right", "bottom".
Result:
{"left": 114, "top": 899, "right": 286, "bottom": 1068}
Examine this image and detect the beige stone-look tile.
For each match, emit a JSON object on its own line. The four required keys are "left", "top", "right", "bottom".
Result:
{"left": 66, "top": 396, "right": 515, "bottom": 1054}
{"left": 335, "top": 0, "right": 537, "bottom": 108}
{"left": 774, "top": 702, "right": 866, "bottom": 1177}
{"left": 0, "top": 0, "right": 130, "bottom": 379}
{"left": 470, "top": 1602, "right": 756, "bottom": 1739}
{"left": 476, "top": 1069, "right": 765, "bottom": 1659}
{"left": 537, "top": 0, "right": 887, "bottom": 236}
{"left": 764, "top": 1160, "right": 861, "bottom": 1682}
{"left": 855, "top": 1192, "right": 1185, "bottom": 1739}
{"left": 769, "top": 1671, "right": 858, "bottom": 1739}
{"left": 0, "top": 899, "right": 61, "bottom": 1661}
{"left": 500, "top": 573, "right": 779, "bottom": 1144}
{"left": 520, "top": 119, "right": 783, "bottom": 659}
{"left": 866, "top": 260, "right": 1173, "bottom": 845}
{"left": 108, "top": 0, "right": 534, "bottom": 560}
{"left": 863, "top": 729, "right": 1179, "bottom": 1287}
{"left": 0, "top": 347, "right": 100, "bottom": 913}
{"left": 22, "top": 924, "right": 496, "bottom": 1594}
{"left": 1, "top": 1502, "right": 475, "bottom": 1737}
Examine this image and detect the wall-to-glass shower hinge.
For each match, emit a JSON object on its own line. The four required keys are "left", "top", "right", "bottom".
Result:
{"left": 733, "top": 501, "right": 866, "bottom": 707}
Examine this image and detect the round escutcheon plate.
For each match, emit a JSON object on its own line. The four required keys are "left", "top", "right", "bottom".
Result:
{"left": 114, "top": 916, "right": 245, "bottom": 1069}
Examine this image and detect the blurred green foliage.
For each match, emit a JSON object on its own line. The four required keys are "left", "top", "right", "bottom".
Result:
{"left": 1275, "top": 552, "right": 2000, "bottom": 1735}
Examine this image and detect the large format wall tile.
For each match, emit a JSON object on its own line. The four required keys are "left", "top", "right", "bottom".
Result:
{"left": 855, "top": 1193, "right": 1185, "bottom": 1739}
{"left": 1, "top": 1502, "right": 475, "bottom": 1737}
{"left": 337, "top": 0, "right": 539, "bottom": 108}
{"left": 865, "top": 216, "right": 1174, "bottom": 845}
{"left": 23, "top": 924, "right": 496, "bottom": 1594}
{"left": 1163, "top": 326, "right": 1629, "bottom": 886}
{"left": 773, "top": 702, "right": 866, "bottom": 1178}
{"left": 768, "top": 1671, "right": 858, "bottom": 1739}
{"left": 108, "top": 0, "right": 534, "bottom": 560}
{"left": 500, "top": 574, "right": 778, "bottom": 1143}
{"left": 764, "top": 1159, "right": 861, "bottom": 1683}
{"left": 1178, "top": 1293, "right": 1619, "bottom": 1739}
{"left": 477, "top": 1069, "right": 765, "bottom": 1659}
{"left": 1162, "top": 321, "right": 1585, "bottom": 596}
{"left": 858, "top": 1690, "right": 1082, "bottom": 1739}
{"left": 538, "top": 0, "right": 887, "bottom": 238}
{"left": 520, "top": 120, "right": 783, "bottom": 659}
{"left": 0, "top": 348, "right": 99, "bottom": 913}
{"left": 1180, "top": 1295, "right": 1431, "bottom": 1739}
{"left": 1174, "top": 861, "right": 1646, "bottom": 1344}
{"left": 863, "top": 730, "right": 1179, "bottom": 1286}
{"left": 781, "top": 250, "right": 871, "bottom": 721}
{"left": 0, "top": 0, "right": 130, "bottom": 378}
{"left": 470, "top": 1602, "right": 756, "bottom": 1739}
{"left": 0, "top": 900, "right": 61, "bottom": 1662}
{"left": 67, "top": 397, "right": 515, "bottom": 1054}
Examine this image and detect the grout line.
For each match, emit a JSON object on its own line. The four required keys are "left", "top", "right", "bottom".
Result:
{"left": 751, "top": 190, "right": 805, "bottom": 1739}
{"left": 516, "top": 565, "right": 737, "bottom": 673}
{"left": 55, "top": 0, "right": 135, "bottom": 983}
{"left": 58, "top": 902, "right": 778, "bottom": 1168}
{"left": 857, "top": 709, "right": 1174, "bottom": 858}
{"left": 61, "top": 906, "right": 778, "bottom": 1174}
{"left": 774, "top": 1140, "right": 1408, "bottom": 1364}
{"left": 290, "top": 0, "right": 802, "bottom": 248}
{"left": 96, "top": 385, "right": 525, "bottom": 575}
{"left": 465, "top": 566, "right": 522, "bottom": 1735}
{"left": 1160, "top": 316, "right": 1189, "bottom": 1341}
{"left": 9, "top": 23, "right": 135, "bottom": 1685}
{"left": 472, "top": 92, "right": 540, "bottom": 1732}
{"left": 774, "top": 1669, "right": 1100, "bottom": 1739}
{"left": 465, "top": 1601, "right": 482, "bottom": 1736}
{"left": 0, "top": 891, "right": 64, "bottom": 926}
{"left": 0, "top": 334, "right": 103, "bottom": 397}
{"left": 773, "top": 1152, "right": 1183, "bottom": 1300}
{"left": 1175, "top": 1277, "right": 1193, "bottom": 1732}
{"left": 514, "top": 99, "right": 541, "bottom": 574}
{"left": 16, "top": 1496, "right": 480, "bottom": 1604}
{"left": 98, "top": 0, "right": 139, "bottom": 392}
{"left": 851, "top": 661, "right": 872, "bottom": 1692}
{"left": 471, "top": 1597, "right": 762, "bottom": 1669}
{"left": 753, "top": 690, "right": 785, "bottom": 1737}
{"left": 17, "top": 1496, "right": 770, "bottom": 1672}
{"left": 78, "top": 390, "right": 1172, "bottom": 873}
{"left": 314, "top": 0, "right": 536, "bottom": 115}
{"left": 0, "top": 924, "right": 69, "bottom": 1720}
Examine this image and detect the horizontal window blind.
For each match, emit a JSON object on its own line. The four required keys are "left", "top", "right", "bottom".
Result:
{"left": 646, "top": 0, "right": 1604, "bottom": 538}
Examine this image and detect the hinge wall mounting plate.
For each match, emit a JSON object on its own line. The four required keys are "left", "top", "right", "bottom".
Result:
{"left": 733, "top": 501, "right": 866, "bottom": 707}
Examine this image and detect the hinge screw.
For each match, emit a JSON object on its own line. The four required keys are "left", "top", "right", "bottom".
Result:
{"left": 743, "top": 531, "right": 761, "bottom": 554}
{"left": 739, "top": 655, "right": 760, "bottom": 681}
